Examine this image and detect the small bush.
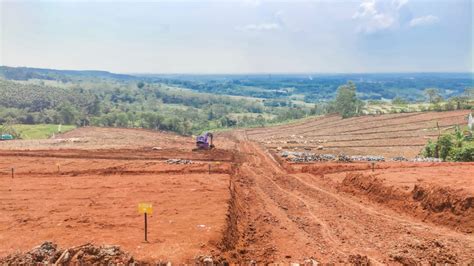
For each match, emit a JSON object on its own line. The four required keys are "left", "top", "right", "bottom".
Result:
{"left": 423, "top": 140, "right": 437, "bottom": 157}
{"left": 451, "top": 145, "right": 474, "bottom": 162}
{"left": 438, "top": 134, "right": 453, "bottom": 161}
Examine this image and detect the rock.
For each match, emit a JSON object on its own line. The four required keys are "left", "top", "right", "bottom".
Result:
{"left": 412, "top": 156, "right": 442, "bottom": 162}
{"left": 350, "top": 155, "right": 385, "bottom": 162}
{"left": 152, "top": 146, "right": 162, "bottom": 150}
{"left": 195, "top": 255, "right": 213, "bottom": 265}
{"left": 392, "top": 156, "right": 408, "bottom": 162}
{"left": 303, "top": 258, "right": 319, "bottom": 266}
{"left": 0, "top": 242, "right": 135, "bottom": 265}
{"left": 166, "top": 159, "right": 193, "bottom": 164}
{"left": 317, "top": 145, "right": 323, "bottom": 150}
{"left": 348, "top": 254, "right": 371, "bottom": 265}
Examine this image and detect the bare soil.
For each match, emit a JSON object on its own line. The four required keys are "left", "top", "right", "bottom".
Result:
{"left": 1, "top": 113, "right": 474, "bottom": 264}
{"left": 246, "top": 110, "right": 471, "bottom": 158}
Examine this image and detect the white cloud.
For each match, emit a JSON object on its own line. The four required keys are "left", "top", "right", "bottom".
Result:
{"left": 236, "top": 10, "right": 284, "bottom": 32}
{"left": 409, "top": 15, "right": 439, "bottom": 27}
{"left": 242, "top": 0, "right": 261, "bottom": 7}
{"left": 353, "top": 0, "right": 377, "bottom": 19}
{"left": 392, "top": 0, "right": 409, "bottom": 10}
{"left": 236, "top": 23, "right": 280, "bottom": 32}
{"left": 353, "top": 0, "right": 408, "bottom": 34}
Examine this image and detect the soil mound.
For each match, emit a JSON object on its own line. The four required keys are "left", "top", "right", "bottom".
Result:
{"left": 339, "top": 173, "right": 474, "bottom": 233}
{"left": 0, "top": 242, "right": 137, "bottom": 265}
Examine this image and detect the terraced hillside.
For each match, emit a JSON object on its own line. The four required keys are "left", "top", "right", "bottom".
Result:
{"left": 245, "top": 110, "right": 471, "bottom": 158}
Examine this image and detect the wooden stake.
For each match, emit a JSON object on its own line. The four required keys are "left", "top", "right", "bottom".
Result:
{"left": 11, "top": 168, "right": 14, "bottom": 179}
{"left": 144, "top": 213, "right": 148, "bottom": 242}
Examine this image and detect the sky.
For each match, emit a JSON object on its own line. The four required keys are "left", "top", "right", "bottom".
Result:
{"left": 0, "top": 0, "right": 472, "bottom": 73}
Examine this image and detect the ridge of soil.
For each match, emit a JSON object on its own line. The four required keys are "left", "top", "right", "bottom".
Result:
{"left": 338, "top": 173, "right": 474, "bottom": 233}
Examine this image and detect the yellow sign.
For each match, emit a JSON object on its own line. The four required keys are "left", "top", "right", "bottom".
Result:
{"left": 138, "top": 203, "right": 153, "bottom": 214}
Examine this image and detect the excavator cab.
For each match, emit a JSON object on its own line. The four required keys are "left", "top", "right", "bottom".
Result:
{"left": 195, "top": 132, "right": 215, "bottom": 150}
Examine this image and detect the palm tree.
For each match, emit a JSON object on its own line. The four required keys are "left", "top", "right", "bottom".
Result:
{"left": 453, "top": 126, "right": 465, "bottom": 148}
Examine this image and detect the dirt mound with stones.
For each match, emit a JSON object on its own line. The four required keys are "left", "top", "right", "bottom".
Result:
{"left": 339, "top": 173, "right": 474, "bottom": 233}
{"left": 0, "top": 242, "right": 137, "bottom": 265}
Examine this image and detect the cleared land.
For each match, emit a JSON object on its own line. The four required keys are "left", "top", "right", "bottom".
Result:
{"left": 0, "top": 128, "right": 234, "bottom": 263}
{"left": 1, "top": 111, "right": 473, "bottom": 264}
{"left": 246, "top": 110, "right": 471, "bottom": 158}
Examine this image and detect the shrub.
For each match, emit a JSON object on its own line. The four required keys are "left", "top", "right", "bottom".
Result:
{"left": 451, "top": 145, "right": 474, "bottom": 162}
{"left": 438, "top": 134, "right": 453, "bottom": 161}
{"left": 423, "top": 139, "right": 437, "bottom": 157}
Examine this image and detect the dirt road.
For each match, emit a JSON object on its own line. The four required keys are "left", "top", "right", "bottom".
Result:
{"left": 220, "top": 133, "right": 474, "bottom": 264}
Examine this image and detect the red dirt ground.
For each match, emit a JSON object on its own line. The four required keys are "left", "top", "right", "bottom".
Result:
{"left": 0, "top": 127, "right": 195, "bottom": 150}
{"left": 1, "top": 115, "right": 474, "bottom": 264}
{"left": 0, "top": 152, "right": 232, "bottom": 263}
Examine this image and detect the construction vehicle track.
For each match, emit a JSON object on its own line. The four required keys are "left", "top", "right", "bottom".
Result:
{"left": 218, "top": 135, "right": 474, "bottom": 263}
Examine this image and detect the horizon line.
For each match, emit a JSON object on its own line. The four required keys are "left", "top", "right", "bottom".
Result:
{"left": 2, "top": 65, "right": 473, "bottom": 76}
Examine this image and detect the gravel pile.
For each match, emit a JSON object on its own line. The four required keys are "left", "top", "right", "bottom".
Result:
{"left": 412, "top": 157, "right": 442, "bottom": 162}
{"left": 337, "top": 154, "right": 352, "bottom": 162}
{"left": 392, "top": 156, "right": 409, "bottom": 162}
{"left": 281, "top": 151, "right": 337, "bottom": 162}
{"left": 350, "top": 155, "right": 385, "bottom": 162}
{"left": 0, "top": 242, "right": 136, "bottom": 265}
{"left": 280, "top": 150, "right": 432, "bottom": 163}
{"left": 281, "top": 150, "right": 390, "bottom": 163}
{"left": 166, "top": 159, "right": 193, "bottom": 164}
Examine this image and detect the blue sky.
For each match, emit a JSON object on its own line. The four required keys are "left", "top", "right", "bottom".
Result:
{"left": 0, "top": 0, "right": 472, "bottom": 73}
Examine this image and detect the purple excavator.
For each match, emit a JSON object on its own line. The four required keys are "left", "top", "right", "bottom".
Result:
{"left": 195, "top": 132, "right": 215, "bottom": 150}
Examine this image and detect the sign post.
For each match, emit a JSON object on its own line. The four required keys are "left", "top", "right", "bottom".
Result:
{"left": 138, "top": 203, "right": 153, "bottom": 242}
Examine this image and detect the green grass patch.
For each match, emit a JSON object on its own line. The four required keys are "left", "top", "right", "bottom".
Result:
{"left": 11, "top": 124, "right": 76, "bottom": 139}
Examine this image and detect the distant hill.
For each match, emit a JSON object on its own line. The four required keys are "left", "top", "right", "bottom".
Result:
{"left": 1, "top": 66, "right": 473, "bottom": 101}
{"left": 0, "top": 66, "right": 136, "bottom": 82}
{"left": 147, "top": 72, "right": 474, "bottom": 101}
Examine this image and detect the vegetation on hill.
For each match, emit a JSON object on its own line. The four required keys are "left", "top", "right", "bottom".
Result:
{"left": 0, "top": 66, "right": 134, "bottom": 82}
{"left": 0, "top": 78, "right": 312, "bottom": 135}
{"left": 149, "top": 73, "right": 474, "bottom": 102}
{"left": 0, "top": 66, "right": 473, "bottom": 135}
{"left": 5, "top": 124, "right": 76, "bottom": 139}
{"left": 423, "top": 126, "right": 474, "bottom": 161}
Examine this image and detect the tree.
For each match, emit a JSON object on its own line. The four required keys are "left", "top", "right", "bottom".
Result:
{"left": 464, "top": 87, "right": 474, "bottom": 100}
{"left": 438, "top": 134, "right": 453, "bottom": 161}
{"left": 448, "top": 96, "right": 468, "bottom": 110}
{"left": 453, "top": 126, "right": 466, "bottom": 148}
{"left": 310, "top": 103, "right": 319, "bottom": 115}
{"left": 423, "top": 139, "right": 436, "bottom": 157}
{"left": 392, "top": 97, "right": 408, "bottom": 105}
{"left": 137, "top": 81, "right": 145, "bottom": 89}
{"left": 256, "top": 114, "right": 265, "bottom": 127}
{"left": 424, "top": 88, "right": 440, "bottom": 103}
{"left": 335, "top": 81, "right": 363, "bottom": 118}
{"left": 58, "top": 103, "right": 78, "bottom": 125}
{"left": 87, "top": 96, "right": 102, "bottom": 116}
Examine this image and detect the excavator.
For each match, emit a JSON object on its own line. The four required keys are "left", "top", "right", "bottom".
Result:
{"left": 194, "top": 132, "right": 215, "bottom": 150}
